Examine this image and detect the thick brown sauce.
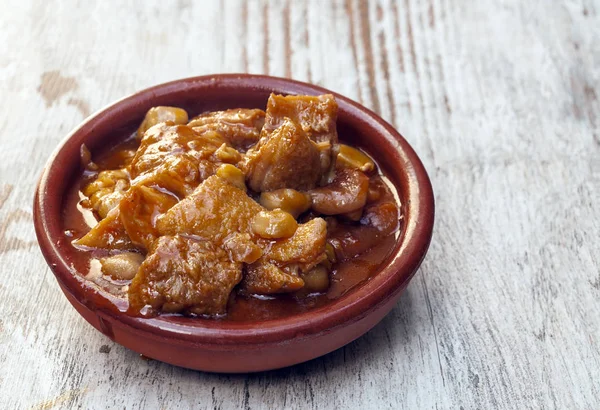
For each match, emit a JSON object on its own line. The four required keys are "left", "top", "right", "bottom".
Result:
{"left": 62, "top": 133, "right": 402, "bottom": 322}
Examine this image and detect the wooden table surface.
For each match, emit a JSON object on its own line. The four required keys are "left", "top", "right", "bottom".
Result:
{"left": 1, "top": 0, "right": 598, "bottom": 408}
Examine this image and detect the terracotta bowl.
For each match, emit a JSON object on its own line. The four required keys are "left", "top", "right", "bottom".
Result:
{"left": 33, "top": 74, "right": 434, "bottom": 373}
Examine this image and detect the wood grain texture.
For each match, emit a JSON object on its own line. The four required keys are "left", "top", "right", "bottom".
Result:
{"left": 1, "top": 0, "right": 599, "bottom": 408}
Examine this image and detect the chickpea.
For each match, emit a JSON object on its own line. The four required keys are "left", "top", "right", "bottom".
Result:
{"left": 336, "top": 144, "right": 376, "bottom": 173}
{"left": 214, "top": 143, "right": 242, "bottom": 164}
{"left": 301, "top": 265, "right": 330, "bottom": 292}
{"left": 137, "top": 106, "right": 189, "bottom": 139}
{"left": 162, "top": 303, "right": 185, "bottom": 313}
{"left": 315, "top": 141, "right": 332, "bottom": 165}
{"left": 216, "top": 164, "right": 246, "bottom": 191}
{"left": 259, "top": 189, "right": 311, "bottom": 218}
{"left": 251, "top": 209, "right": 298, "bottom": 239}
{"left": 325, "top": 217, "right": 339, "bottom": 230}
{"left": 93, "top": 190, "right": 125, "bottom": 219}
{"left": 100, "top": 252, "right": 145, "bottom": 280}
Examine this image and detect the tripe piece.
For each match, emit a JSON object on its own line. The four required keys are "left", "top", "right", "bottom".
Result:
{"left": 243, "top": 118, "right": 322, "bottom": 192}
{"left": 128, "top": 235, "right": 242, "bottom": 316}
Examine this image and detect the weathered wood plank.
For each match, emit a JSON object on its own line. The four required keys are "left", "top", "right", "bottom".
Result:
{"left": 0, "top": 0, "right": 598, "bottom": 408}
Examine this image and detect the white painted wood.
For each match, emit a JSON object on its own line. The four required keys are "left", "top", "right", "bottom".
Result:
{"left": 0, "top": 0, "right": 598, "bottom": 408}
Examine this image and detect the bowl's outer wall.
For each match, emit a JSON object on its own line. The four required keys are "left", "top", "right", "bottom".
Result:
{"left": 60, "top": 282, "right": 407, "bottom": 372}
{"left": 34, "top": 74, "right": 434, "bottom": 372}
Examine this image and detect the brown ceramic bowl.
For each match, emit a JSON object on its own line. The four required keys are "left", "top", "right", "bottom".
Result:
{"left": 34, "top": 74, "right": 434, "bottom": 373}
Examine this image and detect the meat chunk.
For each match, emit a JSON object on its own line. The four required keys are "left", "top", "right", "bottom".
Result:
{"left": 309, "top": 168, "right": 369, "bottom": 215}
{"left": 262, "top": 94, "right": 339, "bottom": 183}
{"left": 243, "top": 118, "right": 322, "bottom": 192}
{"left": 128, "top": 235, "right": 242, "bottom": 316}
{"left": 156, "top": 175, "right": 263, "bottom": 252}
{"left": 327, "top": 226, "right": 383, "bottom": 262}
{"left": 264, "top": 218, "right": 327, "bottom": 268}
{"left": 188, "top": 108, "right": 265, "bottom": 151}
{"left": 129, "top": 123, "right": 232, "bottom": 197}
{"left": 263, "top": 94, "right": 338, "bottom": 144}
{"left": 119, "top": 185, "right": 178, "bottom": 250}
{"left": 131, "top": 155, "right": 210, "bottom": 200}
{"left": 242, "top": 218, "right": 327, "bottom": 294}
{"left": 242, "top": 262, "right": 305, "bottom": 294}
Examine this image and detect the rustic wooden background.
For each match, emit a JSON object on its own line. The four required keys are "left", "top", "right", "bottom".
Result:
{"left": 0, "top": 0, "right": 598, "bottom": 408}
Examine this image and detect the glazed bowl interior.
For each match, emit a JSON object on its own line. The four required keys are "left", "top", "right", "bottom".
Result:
{"left": 35, "top": 74, "right": 434, "bottom": 346}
